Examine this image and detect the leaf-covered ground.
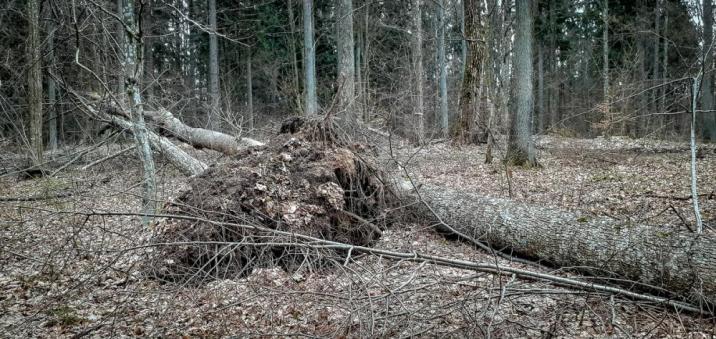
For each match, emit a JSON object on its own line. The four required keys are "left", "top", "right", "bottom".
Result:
{"left": 1, "top": 136, "right": 715, "bottom": 338}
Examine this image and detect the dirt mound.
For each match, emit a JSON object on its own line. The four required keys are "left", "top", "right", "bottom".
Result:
{"left": 148, "top": 118, "right": 397, "bottom": 282}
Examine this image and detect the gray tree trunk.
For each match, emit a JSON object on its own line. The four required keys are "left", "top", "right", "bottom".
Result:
{"left": 287, "top": 0, "right": 302, "bottom": 113}
{"left": 303, "top": 0, "right": 318, "bottom": 116}
{"left": 337, "top": 0, "right": 356, "bottom": 125}
{"left": 537, "top": 41, "right": 545, "bottom": 134}
{"left": 123, "top": 0, "right": 157, "bottom": 226}
{"left": 247, "top": 49, "right": 254, "bottom": 130}
{"left": 47, "top": 15, "right": 58, "bottom": 152}
{"left": 26, "top": 0, "right": 43, "bottom": 165}
{"left": 410, "top": 183, "right": 716, "bottom": 308}
{"left": 652, "top": 0, "right": 660, "bottom": 120}
{"left": 506, "top": 0, "right": 535, "bottom": 166}
{"left": 703, "top": 0, "right": 716, "bottom": 141}
{"left": 437, "top": 0, "right": 448, "bottom": 138}
{"left": 208, "top": 0, "right": 221, "bottom": 129}
{"left": 412, "top": 0, "right": 424, "bottom": 142}
{"left": 603, "top": 0, "right": 610, "bottom": 135}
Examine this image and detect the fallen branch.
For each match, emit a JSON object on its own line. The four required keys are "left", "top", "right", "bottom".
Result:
{"left": 81, "top": 146, "right": 134, "bottom": 171}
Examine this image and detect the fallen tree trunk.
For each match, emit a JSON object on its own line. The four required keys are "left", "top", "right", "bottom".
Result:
{"left": 144, "top": 109, "right": 264, "bottom": 154}
{"left": 109, "top": 116, "right": 207, "bottom": 176}
{"left": 410, "top": 183, "right": 716, "bottom": 309}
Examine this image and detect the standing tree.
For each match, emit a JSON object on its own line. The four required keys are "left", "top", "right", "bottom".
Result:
{"left": 602, "top": 0, "right": 610, "bottom": 134}
{"left": 436, "top": 0, "right": 447, "bottom": 138}
{"left": 303, "top": 0, "right": 318, "bottom": 116}
{"left": 122, "top": 0, "right": 156, "bottom": 225}
{"left": 703, "top": 0, "right": 716, "bottom": 141}
{"left": 208, "top": 0, "right": 220, "bottom": 129}
{"left": 506, "top": 0, "right": 536, "bottom": 166}
{"left": 26, "top": 0, "right": 43, "bottom": 165}
{"left": 336, "top": 0, "right": 356, "bottom": 125}
{"left": 46, "top": 6, "right": 58, "bottom": 151}
{"left": 413, "top": 0, "right": 424, "bottom": 142}
{"left": 452, "top": 0, "right": 485, "bottom": 143}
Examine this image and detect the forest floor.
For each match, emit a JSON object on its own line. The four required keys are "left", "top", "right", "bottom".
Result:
{"left": 1, "top": 135, "right": 715, "bottom": 338}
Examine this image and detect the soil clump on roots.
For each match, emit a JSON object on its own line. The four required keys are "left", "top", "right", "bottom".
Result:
{"left": 149, "top": 118, "right": 397, "bottom": 283}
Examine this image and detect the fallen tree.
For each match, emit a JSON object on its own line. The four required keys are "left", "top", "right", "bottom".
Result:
{"left": 408, "top": 183, "right": 716, "bottom": 309}
{"left": 143, "top": 108, "right": 264, "bottom": 154}
{"left": 67, "top": 91, "right": 716, "bottom": 312}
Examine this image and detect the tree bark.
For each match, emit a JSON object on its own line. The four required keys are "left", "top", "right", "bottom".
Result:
{"left": 452, "top": 0, "right": 485, "bottom": 144}
{"left": 27, "top": 0, "right": 43, "bottom": 165}
{"left": 246, "top": 49, "right": 254, "bottom": 131}
{"left": 411, "top": 183, "right": 716, "bottom": 308}
{"left": 109, "top": 116, "right": 207, "bottom": 176}
{"left": 413, "top": 0, "right": 425, "bottom": 142}
{"left": 703, "top": 0, "right": 716, "bottom": 141}
{"left": 603, "top": 0, "right": 610, "bottom": 135}
{"left": 436, "top": 0, "right": 447, "bottom": 138}
{"left": 47, "top": 13, "right": 58, "bottom": 152}
{"left": 337, "top": 0, "right": 356, "bottom": 125}
{"left": 208, "top": 0, "right": 221, "bottom": 129}
{"left": 143, "top": 108, "right": 264, "bottom": 153}
{"left": 303, "top": 0, "right": 318, "bottom": 116}
{"left": 507, "top": 0, "right": 535, "bottom": 166}
{"left": 123, "top": 0, "right": 156, "bottom": 226}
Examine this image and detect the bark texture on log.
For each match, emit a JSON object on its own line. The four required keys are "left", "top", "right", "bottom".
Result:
{"left": 144, "top": 109, "right": 264, "bottom": 154}
{"left": 414, "top": 184, "right": 716, "bottom": 308}
{"left": 109, "top": 116, "right": 207, "bottom": 176}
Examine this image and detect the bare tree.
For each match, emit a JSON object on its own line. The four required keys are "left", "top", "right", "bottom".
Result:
{"left": 414, "top": 0, "right": 425, "bottom": 142}
{"left": 26, "top": 0, "right": 43, "bottom": 165}
{"left": 208, "top": 0, "right": 220, "bottom": 129}
{"left": 337, "top": 0, "right": 356, "bottom": 124}
{"left": 602, "top": 0, "right": 610, "bottom": 134}
{"left": 453, "top": 0, "right": 485, "bottom": 143}
{"left": 703, "top": 0, "right": 716, "bottom": 141}
{"left": 122, "top": 0, "right": 156, "bottom": 225}
{"left": 436, "top": 0, "right": 448, "bottom": 138}
{"left": 303, "top": 0, "right": 318, "bottom": 116}
{"left": 47, "top": 8, "right": 58, "bottom": 151}
{"left": 506, "top": 0, "right": 536, "bottom": 166}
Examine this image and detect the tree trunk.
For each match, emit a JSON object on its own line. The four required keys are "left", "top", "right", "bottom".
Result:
{"left": 287, "top": 0, "right": 302, "bottom": 113}
{"left": 123, "top": 0, "right": 157, "bottom": 226}
{"left": 413, "top": 0, "right": 425, "bottom": 142}
{"left": 303, "top": 0, "right": 318, "bottom": 116}
{"left": 47, "top": 14, "right": 58, "bottom": 152}
{"left": 411, "top": 183, "right": 716, "bottom": 308}
{"left": 26, "top": 0, "right": 43, "bottom": 165}
{"left": 506, "top": 0, "right": 535, "bottom": 166}
{"left": 436, "top": 0, "right": 447, "bottom": 138}
{"left": 247, "top": 49, "right": 254, "bottom": 131}
{"left": 603, "top": 0, "right": 610, "bottom": 135}
{"left": 144, "top": 109, "right": 264, "bottom": 152}
{"left": 108, "top": 115, "right": 207, "bottom": 176}
{"left": 537, "top": 41, "right": 545, "bottom": 134}
{"left": 337, "top": 0, "right": 356, "bottom": 125}
{"left": 452, "top": 0, "right": 485, "bottom": 144}
{"left": 703, "top": 0, "right": 716, "bottom": 141}
{"left": 208, "top": 0, "right": 221, "bottom": 130}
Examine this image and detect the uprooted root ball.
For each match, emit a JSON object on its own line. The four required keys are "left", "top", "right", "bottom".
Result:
{"left": 148, "top": 118, "right": 397, "bottom": 283}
